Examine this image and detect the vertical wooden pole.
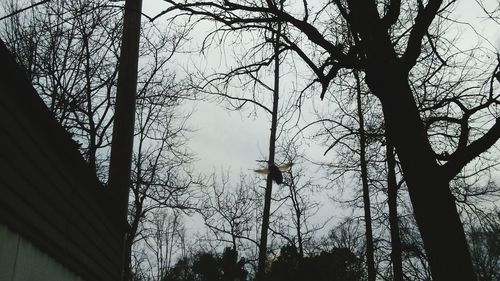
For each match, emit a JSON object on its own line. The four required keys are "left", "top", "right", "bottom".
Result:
{"left": 107, "top": 0, "right": 143, "bottom": 280}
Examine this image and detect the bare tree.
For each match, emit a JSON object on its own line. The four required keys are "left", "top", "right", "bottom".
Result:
{"left": 312, "top": 69, "right": 386, "bottom": 279}
{"left": 321, "top": 217, "right": 366, "bottom": 261}
{"left": 126, "top": 82, "right": 198, "bottom": 280}
{"left": 466, "top": 210, "right": 500, "bottom": 281}
{"left": 132, "top": 210, "right": 185, "bottom": 281}
{"left": 155, "top": 1, "right": 500, "bottom": 279}
{"left": 1, "top": 0, "right": 122, "bottom": 176}
{"left": 265, "top": 138, "right": 326, "bottom": 259}
{"left": 199, "top": 172, "right": 261, "bottom": 253}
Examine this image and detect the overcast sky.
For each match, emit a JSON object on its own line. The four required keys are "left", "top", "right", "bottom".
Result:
{"left": 141, "top": 0, "right": 337, "bottom": 173}
{"left": 141, "top": 0, "right": 500, "bottom": 175}
{"left": 139, "top": 1, "right": 344, "bottom": 237}
{"left": 140, "top": 1, "right": 500, "bottom": 237}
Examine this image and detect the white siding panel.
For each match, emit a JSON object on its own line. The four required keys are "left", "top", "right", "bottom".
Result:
{"left": 0, "top": 224, "right": 18, "bottom": 281}
{"left": 0, "top": 224, "right": 83, "bottom": 281}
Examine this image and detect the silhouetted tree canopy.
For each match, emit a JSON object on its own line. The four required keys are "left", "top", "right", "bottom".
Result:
{"left": 269, "top": 244, "right": 365, "bottom": 281}
{"left": 163, "top": 248, "right": 248, "bottom": 281}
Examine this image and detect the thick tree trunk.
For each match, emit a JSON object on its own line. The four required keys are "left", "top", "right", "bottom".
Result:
{"left": 343, "top": 2, "right": 475, "bottom": 278}
{"left": 364, "top": 60, "right": 476, "bottom": 280}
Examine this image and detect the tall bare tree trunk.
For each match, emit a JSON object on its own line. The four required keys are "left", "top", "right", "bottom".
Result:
{"left": 256, "top": 3, "right": 282, "bottom": 280}
{"left": 354, "top": 71, "right": 376, "bottom": 281}
{"left": 386, "top": 140, "right": 403, "bottom": 281}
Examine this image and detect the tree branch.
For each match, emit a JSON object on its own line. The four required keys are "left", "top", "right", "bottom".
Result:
{"left": 381, "top": 0, "right": 402, "bottom": 28}
{"left": 442, "top": 118, "right": 500, "bottom": 181}
{"left": 401, "top": 0, "right": 443, "bottom": 71}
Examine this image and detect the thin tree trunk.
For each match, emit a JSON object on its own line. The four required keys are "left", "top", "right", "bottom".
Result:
{"left": 256, "top": 5, "right": 282, "bottom": 280}
{"left": 83, "top": 33, "right": 97, "bottom": 172}
{"left": 354, "top": 71, "right": 376, "bottom": 281}
{"left": 293, "top": 196, "right": 304, "bottom": 257}
{"left": 386, "top": 139, "right": 403, "bottom": 281}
